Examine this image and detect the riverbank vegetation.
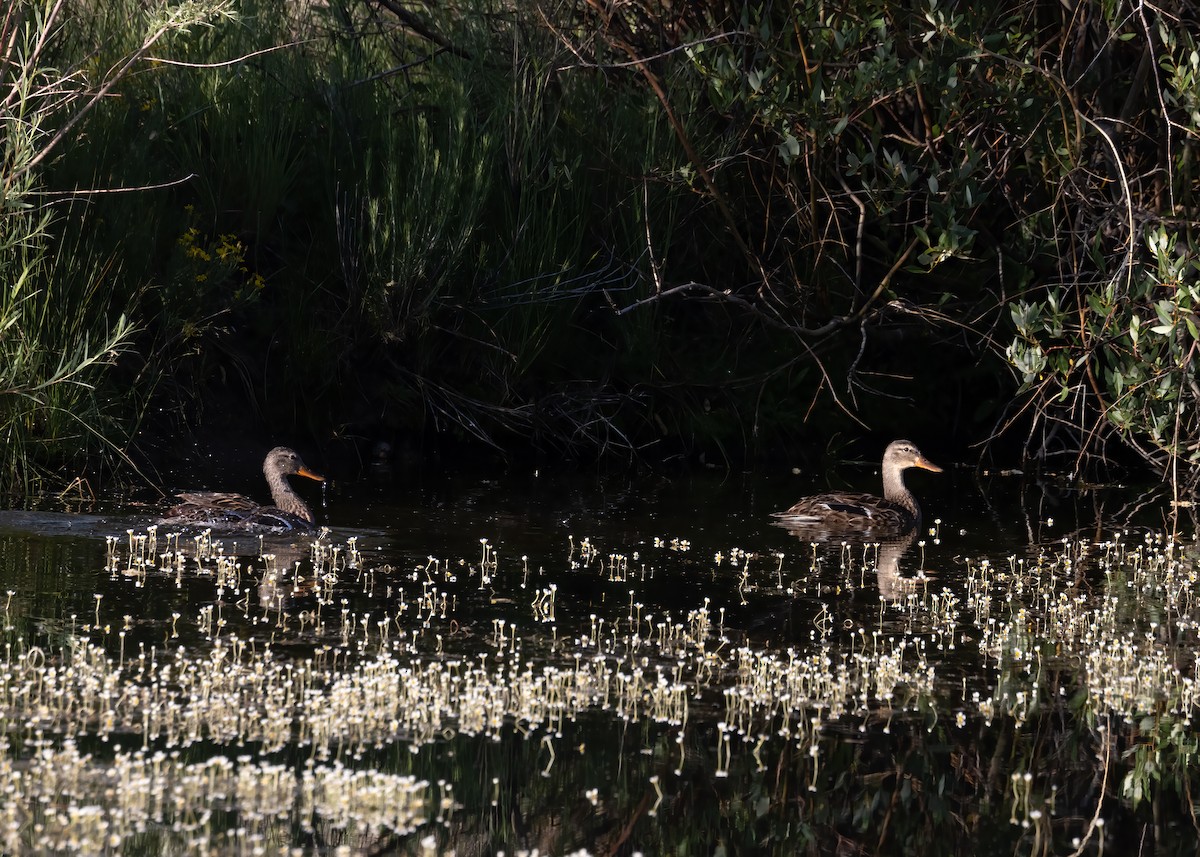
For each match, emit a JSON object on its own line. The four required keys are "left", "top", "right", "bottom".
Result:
{"left": 3, "top": 0, "right": 1198, "bottom": 489}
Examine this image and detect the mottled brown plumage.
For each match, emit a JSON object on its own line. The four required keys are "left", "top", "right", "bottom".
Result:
{"left": 161, "top": 447, "right": 324, "bottom": 534}
{"left": 773, "top": 440, "right": 942, "bottom": 536}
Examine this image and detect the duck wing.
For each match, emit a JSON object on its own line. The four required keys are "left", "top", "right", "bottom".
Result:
{"left": 161, "top": 492, "right": 315, "bottom": 534}
{"left": 773, "top": 492, "right": 916, "bottom": 534}
{"left": 171, "top": 491, "right": 259, "bottom": 513}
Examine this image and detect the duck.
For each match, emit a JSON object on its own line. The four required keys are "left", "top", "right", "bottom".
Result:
{"left": 773, "top": 440, "right": 942, "bottom": 536}
{"left": 159, "top": 446, "right": 325, "bottom": 534}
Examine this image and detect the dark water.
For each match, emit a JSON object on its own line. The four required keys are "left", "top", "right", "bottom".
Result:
{"left": 0, "top": 459, "right": 1192, "bottom": 855}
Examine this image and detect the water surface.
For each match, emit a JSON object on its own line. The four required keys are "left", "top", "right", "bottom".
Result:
{"left": 0, "top": 460, "right": 1190, "bottom": 855}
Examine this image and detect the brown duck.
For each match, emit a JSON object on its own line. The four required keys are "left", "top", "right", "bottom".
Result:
{"left": 160, "top": 447, "right": 325, "bottom": 534}
{"left": 774, "top": 440, "right": 942, "bottom": 536}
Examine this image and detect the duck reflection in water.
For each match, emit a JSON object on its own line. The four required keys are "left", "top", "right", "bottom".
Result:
{"left": 872, "top": 530, "right": 925, "bottom": 601}
{"left": 774, "top": 519, "right": 927, "bottom": 603}
{"left": 253, "top": 543, "right": 316, "bottom": 612}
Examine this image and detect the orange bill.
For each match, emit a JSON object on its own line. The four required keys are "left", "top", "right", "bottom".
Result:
{"left": 914, "top": 455, "right": 943, "bottom": 473}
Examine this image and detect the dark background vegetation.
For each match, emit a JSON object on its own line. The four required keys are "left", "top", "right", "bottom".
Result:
{"left": 2, "top": 0, "right": 1199, "bottom": 491}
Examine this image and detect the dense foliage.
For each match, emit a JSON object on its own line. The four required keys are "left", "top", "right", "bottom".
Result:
{"left": 2, "top": 0, "right": 1198, "bottom": 487}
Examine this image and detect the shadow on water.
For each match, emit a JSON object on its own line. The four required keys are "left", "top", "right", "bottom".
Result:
{"left": 0, "top": 461, "right": 1194, "bottom": 855}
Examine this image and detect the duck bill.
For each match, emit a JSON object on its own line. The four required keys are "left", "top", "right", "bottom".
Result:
{"left": 297, "top": 466, "right": 325, "bottom": 482}
{"left": 914, "top": 456, "right": 943, "bottom": 474}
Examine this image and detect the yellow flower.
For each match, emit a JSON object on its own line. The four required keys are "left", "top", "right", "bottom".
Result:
{"left": 215, "top": 234, "right": 243, "bottom": 261}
